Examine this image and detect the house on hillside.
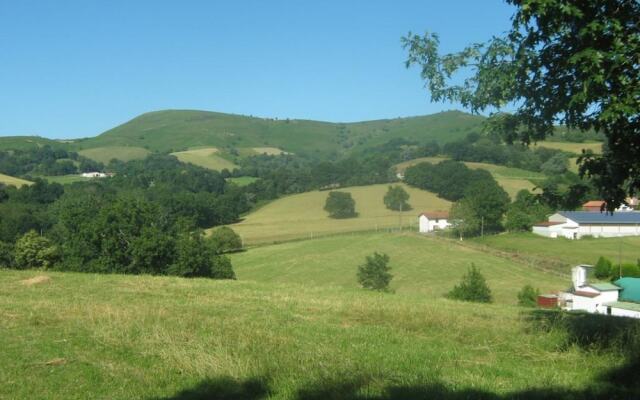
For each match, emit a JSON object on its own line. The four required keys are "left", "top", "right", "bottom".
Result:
{"left": 558, "top": 265, "right": 640, "bottom": 319}
{"left": 418, "top": 211, "right": 450, "bottom": 233}
{"left": 532, "top": 211, "right": 640, "bottom": 239}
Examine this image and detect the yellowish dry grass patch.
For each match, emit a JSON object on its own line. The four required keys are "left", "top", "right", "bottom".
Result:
{"left": 171, "top": 147, "right": 238, "bottom": 170}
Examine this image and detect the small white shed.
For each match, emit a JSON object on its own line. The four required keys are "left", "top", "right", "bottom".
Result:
{"left": 418, "top": 211, "right": 450, "bottom": 233}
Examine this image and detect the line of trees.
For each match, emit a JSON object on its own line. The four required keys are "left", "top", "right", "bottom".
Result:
{"left": 0, "top": 146, "right": 104, "bottom": 177}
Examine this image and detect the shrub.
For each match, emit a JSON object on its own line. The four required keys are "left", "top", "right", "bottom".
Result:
{"left": 210, "top": 255, "right": 236, "bottom": 280}
{"left": 14, "top": 230, "right": 58, "bottom": 269}
{"left": 324, "top": 191, "right": 357, "bottom": 219}
{"left": 447, "top": 264, "right": 492, "bottom": 303}
{"left": 517, "top": 285, "right": 540, "bottom": 307}
{"left": 209, "top": 226, "right": 242, "bottom": 254}
{"left": 168, "top": 232, "right": 235, "bottom": 279}
{"left": 0, "top": 241, "right": 14, "bottom": 268}
{"left": 594, "top": 256, "right": 613, "bottom": 279}
{"left": 357, "top": 252, "right": 392, "bottom": 291}
{"left": 620, "top": 263, "right": 640, "bottom": 278}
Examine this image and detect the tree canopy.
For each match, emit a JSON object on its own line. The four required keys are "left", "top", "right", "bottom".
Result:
{"left": 403, "top": 0, "right": 640, "bottom": 210}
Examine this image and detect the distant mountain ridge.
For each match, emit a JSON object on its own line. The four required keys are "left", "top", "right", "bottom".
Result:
{"left": 0, "top": 109, "right": 486, "bottom": 156}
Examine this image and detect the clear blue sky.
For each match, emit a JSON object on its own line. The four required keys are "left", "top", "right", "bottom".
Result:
{"left": 0, "top": 0, "right": 514, "bottom": 139}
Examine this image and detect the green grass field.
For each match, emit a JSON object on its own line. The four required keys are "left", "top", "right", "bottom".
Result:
{"left": 227, "top": 176, "right": 259, "bottom": 186}
{"left": 78, "top": 146, "right": 151, "bottom": 164}
{"left": 1, "top": 250, "right": 630, "bottom": 399}
{"left": 473, "top": 232, "right": 640, "bottom": 267}
{"left": 171, "top": 147, "right": 239, "bottom": 171}
{"left": 231, "top": 232, "right": 565, "bottom": 303}
{"left": 0, "top": 173, "right": 32, "bottom": 187}
{"left": 534, "top": 141, "right": 602, "bottom": 155}
{"left": 222, "top": 183, "right": 451, "bottom": 244}
{"left": 38, "top": 175, "right": 94, "bottom": 185}
{"left": 395, "top": 157, "right": 543, "bottom": 198}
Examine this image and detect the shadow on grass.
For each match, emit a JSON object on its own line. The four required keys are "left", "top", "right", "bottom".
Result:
{"left": 153, "top": 312, "right": 640, "bottom": 400}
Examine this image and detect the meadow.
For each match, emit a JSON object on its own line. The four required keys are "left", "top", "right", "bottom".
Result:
{"left": 533, "top": 141, "right": 603, "bottom": 155}
{"left": 473, "top": 232, "right": 640, "bottom": 267}
{"left": 223, "top": 183, "right": 451, "bottom": 244}
{"left": 0, "top": 172, "right": 32, "bottom": 187}
{"left": 395, "top": 157, "right": 543, "bottom": 198}
{"left": 170, "top": 147, "right": 239, "bottom": 171}
{"left": 78, "top": 146, "right": 151, "bottom": 163}
{"left": 2, "top": 255, "right": 634, "bottom": 399}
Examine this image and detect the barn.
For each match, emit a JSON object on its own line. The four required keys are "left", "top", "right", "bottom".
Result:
{"left": 532, "top": 211, "right": 640, "bottom": 239}
{"left": 418, "top": 211, "right": 450, "bottom": 233}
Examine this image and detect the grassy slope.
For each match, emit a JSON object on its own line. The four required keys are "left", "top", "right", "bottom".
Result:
{"left": 0, "top": 261, "right": 621, "bottom": 399}
{"left": 0, "top": 136, "right": 66, "bottom": 151}
{"left": 39, "top": 175, "right": 95, "bottom": 185}
{"left": 473, "top": 232, "right": 640, "bottom": 267}
{"left": 78, "top": 146, "right": 151, "bottom": 164}
{"left": 223, "top": 183, "right": 451, "bottom": 244}
{"left": 227, "top": 176, "right": 259, "bottom": 186}
{"left": 72, "top": 110, "right": 485, "bottom": 155}
{"left": 534, "top": 141, "right": 602, "bottom": 155}
{"left": 231, "top": 232, "right": 565, "bottom": 303}
{"left": 170, "top": 147, "right": 238, "bottom": 170}
{"left": 395, "top": 156, "right": 544, "bottom": 198}
{"left": 0, "top": 173, "right": 32, "bottom": 187}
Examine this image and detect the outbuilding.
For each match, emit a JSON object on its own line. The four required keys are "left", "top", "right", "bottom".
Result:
{"left": 418, "top": 211, "right": 450, "bottom": 233}
{"left": 532, "top": 211, "right": 640, "bottom": 239}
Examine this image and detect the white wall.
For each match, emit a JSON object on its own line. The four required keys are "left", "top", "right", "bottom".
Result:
{"left": 419, "top": 215, "right": 450, "bottom": 233}
{"left": 610, "top": 307, "right": 640, "bottom": 318}
{"left": 569, "top": 291, "right": 619, "bottom": 314}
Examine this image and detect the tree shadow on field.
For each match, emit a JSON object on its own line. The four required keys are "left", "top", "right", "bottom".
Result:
{"left": 151, "top": 311, "right": 640, "bottom": 399}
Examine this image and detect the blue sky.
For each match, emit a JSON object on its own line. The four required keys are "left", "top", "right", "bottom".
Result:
{"left": 0, "top": 0, "right": 514, "bottom": 138}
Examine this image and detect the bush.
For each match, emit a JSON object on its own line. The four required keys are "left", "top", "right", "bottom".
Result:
{"left": 210, "top": 255, "right": 236, "bottom": 280}
{"left": 209, "top": 226, "right": 242, "bottom": 254}
{"left": 594, "top": 256, "right": 613, "bottom": 279}
{"left": 447, "top": 264, "right": 492, "bottom": 303}
{"left": 357, "top": 252, "right": 392, "bottom": 291}
{"left": 168, "top": 232, "right": 236, "bottom": 279}
{"left": 620, "top": 263, "right": 640, "bottom": 278}
{"left": 324, "top": 191, "right": 357, "bottom": 219}
{"left": 517, "top": 285, "right": 540, "bottom": 307}
{"left": 0, "top": 241, "right": 14, "bottom": 268}
{"left": 14, "top": 230, "right": 58, "bottom": 269}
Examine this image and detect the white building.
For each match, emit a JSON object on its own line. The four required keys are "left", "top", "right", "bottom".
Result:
{"left": 81, "top": 172, "right": 108, "bottom": 178}
{"left": 418, "top": 211, "right": 450, "bottom": 233}
{"left": 561, "top": 265, "right": 640, "bottom": 319}
{"left": 532, "top": 211, "right": 640, "bottom": 239}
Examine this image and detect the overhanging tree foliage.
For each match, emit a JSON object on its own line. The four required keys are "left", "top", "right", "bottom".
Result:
{"left": 403, "top": 0, "right": 640, "bottom": 210}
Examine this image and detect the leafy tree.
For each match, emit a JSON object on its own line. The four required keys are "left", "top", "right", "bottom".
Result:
{"left": 620, "top": 263, "right": 640, "bottom": 278}
{"left": 14, "top": 230, "right": 58, "bottom": 269}
{"left": 447, "top": 264, "right": 492, "bottom": 303}
{"left": 517, "top": 285, "right": 540, "bottom": 307}
{"left": 540, "top": 153, "right": 569, "bottom": 176}
{"left": 402, "top": 0, "right": 640, "bottom": 209}
{"left": 209, "top": 226, "right": 242, "bottom": 254}
{"left": 0, "top": 241, "right": 14, "bottom": 268}
{"left": 450, "top": 178, "right": 510, "bottom": 237}
{"left": 324, "top": 191, "right": 357, "bottom": 219}
{"left": 594, "top": 256, "right": 613, "bottom": 279}
{"left": 383, "top": 185, "right": 411, "bottom": 211}
{"left": 168, "top": 232, "right": 217, "bottom": 278}
{"left": 210, "top": 254, "right": 236, "bottom": 280}
{"left": 504, "top": 190, "right": 552, "bottom": 232}
{"left": 357, "top": 252, "right": 393, "bottom": 291}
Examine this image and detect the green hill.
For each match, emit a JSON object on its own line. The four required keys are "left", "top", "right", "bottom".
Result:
{"left": 0, "top": 173, "right": 32, "bottom": 187}
{"left": 0, "top": 136, "right": 67, "bottom": 151}
{"left": 70, "top": 109, "right": 485, "bottom": 155}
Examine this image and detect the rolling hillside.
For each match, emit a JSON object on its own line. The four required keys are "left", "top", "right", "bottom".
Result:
{"left": 222, "top": 183, "right": 451, "bottom": 244}
{"left": 395, "top": 156, "right": 544, "bottom": 198}
{"left": 0, "top": 173, "right": 32, "bottom": 187}
{"left": 70, "top": 109, "right": 485, "bottom": 155}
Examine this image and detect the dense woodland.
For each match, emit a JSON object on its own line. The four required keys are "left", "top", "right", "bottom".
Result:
{"left": 0, "top": 146, "right": 104, "bottom": 177}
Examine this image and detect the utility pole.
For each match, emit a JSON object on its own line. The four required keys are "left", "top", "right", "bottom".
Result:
{"left": 398, "top": 202, "right": 403, "bottom": 232}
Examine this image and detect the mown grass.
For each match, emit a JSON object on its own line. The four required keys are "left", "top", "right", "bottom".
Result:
{"left": 534, "top": 141, "right": 602, "bottom": 155}
{"left": 231, "top": 232, "right": 565, "bottom": 303}
{"left": 228, "top": 176, "right": 259, "bottom": 186}
{"left": 0, "top": 264, "right": 627, "bottom": 399}
{"left": 39, "top": 175, "right": 94, "bottom": 185}
{"left": 473, "top": 232, "right": 640, "bottom": 267}
{"left": 395, "top": 157, "right": 543, "bottom": 198}
{"left": 78, "top": 146, "right": 151, "bottom": 163}
{"left": 222, "top": 183, "right": 450, "bottom": 244}
{"left": 170, "top": 147, "right": 238, "bottom": 171}
{"left": 0, "top": 173, "right": 32, "bottom": 187}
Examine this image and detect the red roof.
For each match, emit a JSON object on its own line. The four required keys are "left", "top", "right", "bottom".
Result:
{"left": 420, "top": 211, "right": 449, "bottom": 219}
{"left": 533, "top": 221, "right": 563, "bottom": 227}
{"left": 574, "top": 291, "right": 599, "bottom": 298}
{"left": 583, "top": 200, "right": 605, "bottom": 208}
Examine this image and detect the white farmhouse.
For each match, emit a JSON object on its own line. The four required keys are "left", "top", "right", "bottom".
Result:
{"left": 532, "top": 211, "right": 640, "bottom": 239}
{"left": 81, "top": 172, "right": 108, "bottom": 178}
{"left": 560, "top": 265, "right": 640, "bottom": 319}
{"left": 418, "top": 211, "right": 450, "bottom": 233}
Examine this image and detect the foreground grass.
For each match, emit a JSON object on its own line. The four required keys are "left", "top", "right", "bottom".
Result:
{"left": 78, "top": 146, "right": 151, "bottom": 163}
{"left": 223, "top": 184, "right": 450, "bottom": 244}
{"left": 0, "top": 267, "right": 626, "bottom": 399}
{"left": 473, "top": 232, "right": 640, "bottom": 267}
{"left": 395, "top": 157, "right": 543, "bottom": 198}
{"left": 0, "top": 172, "right": 32, "bottom": 187}
{"left": 231, "top": 232, "right": 564, "bottom": 304}
{"left": 171, "top": 147, "right": 239, "bottom": 171}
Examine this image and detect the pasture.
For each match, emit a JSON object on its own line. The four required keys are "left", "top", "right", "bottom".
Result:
{"left": 227, "top": 176, "right": 259, "bottom": 186}
{"left": 0, "top": 173, "right": 32, "bottom": 187}
{"left": 223, "top": 183, "right": 451, "bottom": 244}
{"left": 533, "top": 141, "right": 603, "bottom": 155}
{"left": 231, "top": 232, "right": 565, "bottom": 303}
{"left": 395, "top": 157, "right": 543, "bottom": 198}
{"left": 78, "top": 146, "right": 151, "bottom": 163}
{"left": 473, "top": 232, "right": 640, "bottom": 267}
{"left": 0, "top": 261, "right": 630, "bottom": 399}
{"left": 170, "top": 147, "right": 238, "bottom": 170}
